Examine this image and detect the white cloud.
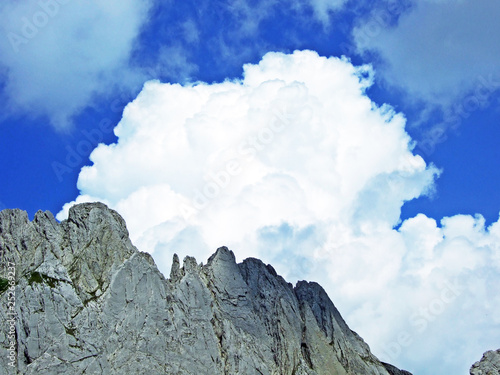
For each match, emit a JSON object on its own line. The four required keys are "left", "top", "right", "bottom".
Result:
{"left": 59, "top": 50, "right": 436, "bottom": 259}
{"left": 202, "top": 0, "right": 350, "bottom": 70}
{"left": 0, "top": 0, "right": 152, "bottom": 129}
{"left": 57, "top": 50, "right": 499, "bottom": 374}
{"left": 353, "top": 0, "right": 500, "bottom": 110}
{"left": 353, "top": 213, "right": 500, "bottom": 374}
{"left": 181, "top": 19, "right": 200, "bottom": 45}
{"left": 351, "top": 0, "right": 500, "bottom": 154}
{"left": 150, "top": 45, "right": 199, "bottom": 83}
{"left": 307, "top": 0, "right": 349, "bottom": 25}
{"left": 227, "top": 0, "right": 279, "bottom": 36}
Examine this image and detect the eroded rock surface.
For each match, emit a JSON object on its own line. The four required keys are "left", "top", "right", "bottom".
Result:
{"left": 0, "top": 202, "right": 413, "bottom": 374}
{"left": 470, "top": 349, "right": 500, "bottom": 375}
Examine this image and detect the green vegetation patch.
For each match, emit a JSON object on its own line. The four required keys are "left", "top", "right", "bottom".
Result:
{"left": 0, "top": 277, "right": 9, "bottom": 294}
{"left": 28, "top": 272, "right": 59, "bottom": 288}
{"left": 28, "top": 272, "right": 44, "bottom": 284}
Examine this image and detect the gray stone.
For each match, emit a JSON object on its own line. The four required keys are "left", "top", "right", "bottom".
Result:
{"left": 470, "top": 349, "right": 500, "bottom": 375}
{"left": 0, "top": 202, "right": 414, "bottom": 374}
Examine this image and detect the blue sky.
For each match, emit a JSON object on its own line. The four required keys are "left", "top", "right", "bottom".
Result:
{"left": 1, "top": 1, "right": 499, "bottom": 374}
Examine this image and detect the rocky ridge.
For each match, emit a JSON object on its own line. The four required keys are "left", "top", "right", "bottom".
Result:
{"left": 0, "top": 201, "right": 479, "bottom": 374}
{"left": 470, "top": 349, "right": 500, "bottom": 375}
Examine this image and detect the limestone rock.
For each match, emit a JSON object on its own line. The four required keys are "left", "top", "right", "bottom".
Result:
{"left": 470, "top": 349, "right": 500, "bottom": 375}
{"left": 0, "top": 202, "right": 413, "bottom": 374}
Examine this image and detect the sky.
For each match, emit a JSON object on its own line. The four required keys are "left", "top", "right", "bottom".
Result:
{"left": 0, "top": 1, "right": 499, "bottom": 374}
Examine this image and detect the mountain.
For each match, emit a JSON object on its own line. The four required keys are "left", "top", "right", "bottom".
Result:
{"left": 470, "top": 349, "right": 500, "bottom": 375}
{"left": 0, "top": 202, "right": 414, "bottom": 374}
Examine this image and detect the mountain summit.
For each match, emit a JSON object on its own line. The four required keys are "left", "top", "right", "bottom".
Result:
{"left": 0, "top": 202, "right": 423, "bottom": 373}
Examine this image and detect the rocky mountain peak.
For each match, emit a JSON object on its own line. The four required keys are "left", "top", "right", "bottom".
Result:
{"left": 470, "top": 349, "right": 500, "bottom": 375}
{"left": 0, "top": 202, "right": 485, "bottom": 374}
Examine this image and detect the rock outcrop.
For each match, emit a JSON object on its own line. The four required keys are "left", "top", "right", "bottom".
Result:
{"left": 0, "top": 202, "right": 413, "bottom": 374}
{"left": 470, "top": 349, "right": 500, "bottom": 375}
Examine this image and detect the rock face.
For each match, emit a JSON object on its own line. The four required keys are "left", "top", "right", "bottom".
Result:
{"left": 470, "top": 349, "right": 500, "bottom": 375}
{"left": 0, "top": 202, "right": 413, "bottom": 375}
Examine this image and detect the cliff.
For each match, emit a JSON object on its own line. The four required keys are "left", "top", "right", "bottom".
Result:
{"left": 470, "top": 349, "right": 500, "bottom": 375}
{"left": 0, "top": 202, "right": 415, "bottom": 374}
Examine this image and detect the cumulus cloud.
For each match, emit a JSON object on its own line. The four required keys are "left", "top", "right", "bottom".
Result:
{"left": 0, "top": 0, "right": 152, "bottom": 129}
{"left": 342, "top": 213, "right": 500, "bottom": 374}
{"left": 58, "top": 49, "right": 436, "bottom": 260}
{"left": 57, "top": 50, "right": 499, "bottom": 374}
